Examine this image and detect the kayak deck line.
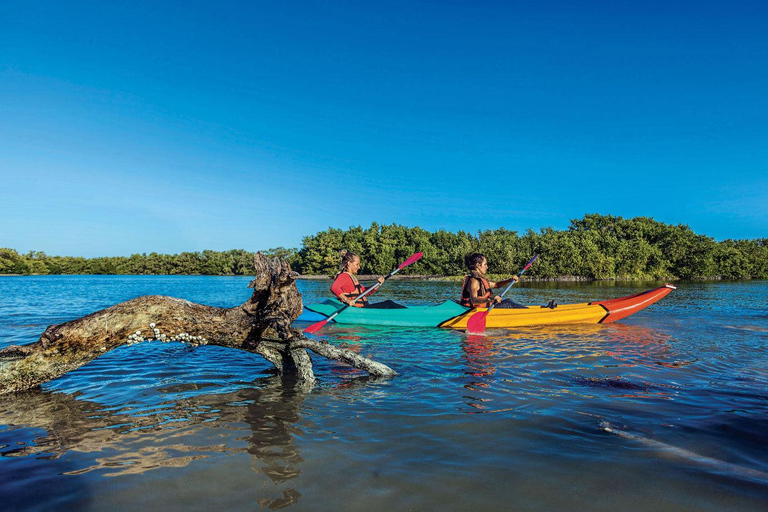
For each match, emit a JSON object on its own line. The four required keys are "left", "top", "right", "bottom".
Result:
{"left": 303, "top": 284, "right": 676, "bottom": 330}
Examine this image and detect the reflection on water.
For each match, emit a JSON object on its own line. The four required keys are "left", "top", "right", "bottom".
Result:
{"left": 461, "top": 335, "right": 498, "bottom": 412}
{"left": 0, "top": 376, "right": 309, "bottom": 472}
{"left": 0, "top": 376, "right": 311, "bottom": 508}
{"left": 1, "top": 277, "right": 767, "bottom": 511}
{"left": 463, "top": 335, "right": 498, "bottom": 377}
{"left": 453, "top": 322, "right": 683, "bottom": 413}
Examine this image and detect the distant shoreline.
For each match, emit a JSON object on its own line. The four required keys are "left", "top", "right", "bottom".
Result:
{"left": 298, "top": 274, "right": 456, "bottom": 281}
{"left": 4, "top": 215, "right": 766, "bottom": 280}
{"left": 1, "top": 273, "right": 753, "bottom": 282}
{"left": 300, "top": 275, "right": 678, "bottom": 282}
{"left": 1, "top": 273, "right": 591, "bottom": 280}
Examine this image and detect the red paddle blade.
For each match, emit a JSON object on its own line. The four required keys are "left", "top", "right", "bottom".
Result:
{"left": 523, "top": 254, "right": 539, "bottom": 272}
{"left": 303, "top": 318, "right": 329, "bottom": 334}
{"left": 398, "top": 252, "right": 424, "bottom": 269}
{"left": 466, "top": 310, "right": 489, "bottom": 334}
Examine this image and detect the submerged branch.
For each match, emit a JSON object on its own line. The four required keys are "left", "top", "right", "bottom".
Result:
{"left": 293, "top": 339, "right": 398, "bottom": 378}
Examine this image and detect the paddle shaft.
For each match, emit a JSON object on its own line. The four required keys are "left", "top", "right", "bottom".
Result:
{"left": 484, "top": 254, "right": 539, "bottom": 314}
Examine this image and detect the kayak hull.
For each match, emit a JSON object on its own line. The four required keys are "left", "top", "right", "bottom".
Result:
{"left": 304, "top": 284, "right": 676, "bottom": 329}
{"left": 304, "top": 300, "right": 469, "bottom": 327}
{"left": 438, "top": 302, "right": 607, "bottom": 329}
{"left": 441, "top": 284, "right": 676, "bottom": 329}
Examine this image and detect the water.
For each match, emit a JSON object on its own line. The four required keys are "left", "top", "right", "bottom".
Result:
{"left": 1, "top": 276, "right": 767, "bottom": 511}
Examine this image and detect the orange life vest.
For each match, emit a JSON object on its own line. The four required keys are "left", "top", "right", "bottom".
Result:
{"left": 460, "top": 275, "right": 492, "bottom": 308}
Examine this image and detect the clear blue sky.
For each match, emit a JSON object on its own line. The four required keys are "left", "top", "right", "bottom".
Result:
{"left": 2, "top": 0, "right": 766, "bottom": 257}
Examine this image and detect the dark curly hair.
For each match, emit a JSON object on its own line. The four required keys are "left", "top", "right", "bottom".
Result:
{"left": 464, "top": 252, "right": 486, "bottom": 271}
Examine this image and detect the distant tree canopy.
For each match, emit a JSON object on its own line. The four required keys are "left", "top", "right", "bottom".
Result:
{"left": 2, "top": 215, "right": 766, "bottom": 279}
{"left": 290, "top": 215, "right": 767, "bottom": 280}
{"left": 0, "top": 249, "right": 282, "bottom": 277}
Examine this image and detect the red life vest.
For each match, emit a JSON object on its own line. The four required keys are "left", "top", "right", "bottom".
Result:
{"left": 460, "top": 275, "right": 492, "bottom": 308}
{"left": 331, "top": 272, "right": 369, "bottom": 307}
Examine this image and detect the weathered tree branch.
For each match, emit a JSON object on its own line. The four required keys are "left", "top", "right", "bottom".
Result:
{"left": 293, "top": 339, "right": 397, "bottom": 378}
{"left": 0, "top": 253, "right": 396, "bottom": 394}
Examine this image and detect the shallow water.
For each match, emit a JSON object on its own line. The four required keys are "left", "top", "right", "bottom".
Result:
{"left": 1, "top": 276, "right": 767, "bottom": 511}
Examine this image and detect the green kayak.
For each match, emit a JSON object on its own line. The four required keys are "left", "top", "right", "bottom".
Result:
{"left": 304, "top": 299, "right": 469, "bottom": 327}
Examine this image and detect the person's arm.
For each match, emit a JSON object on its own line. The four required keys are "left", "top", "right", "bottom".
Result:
{"left": 362, "top": 276, "right": 386, "bottom": 295}
{"left": 469, "top": 279, "right": 494, "bottom": 307}
{"left": 488, "top": 275, "right": 519, "bottom": 288}
{"left": 331, "top": 274, "right": 356, "bottom": 306}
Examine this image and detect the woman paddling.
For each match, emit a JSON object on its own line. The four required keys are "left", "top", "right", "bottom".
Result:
{"left": 460, "top": 253, "right": 527, "bottom": 309}
{"left": 331, "top": 250, "right": 388, "bottom": 308}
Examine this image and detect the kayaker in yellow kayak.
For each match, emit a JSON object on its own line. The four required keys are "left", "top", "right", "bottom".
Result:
{"left": 460, "top": 253, "right": 526, "bottom": 309}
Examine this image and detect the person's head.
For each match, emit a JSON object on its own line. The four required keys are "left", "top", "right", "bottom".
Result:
{"left": 339, "top": 250, "right": 361, "bottom": 274}
{"left": 464, "top": 252, "right": 488, "bottom": 274}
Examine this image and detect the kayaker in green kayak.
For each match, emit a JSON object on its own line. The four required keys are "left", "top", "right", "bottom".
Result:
{"left": 460, "top": 253, "right": 526, "bottom": 309}
{"left": 331, "top": 250, "right": 387, "bottom": 308}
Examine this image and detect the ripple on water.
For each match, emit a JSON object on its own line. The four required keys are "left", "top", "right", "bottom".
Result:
{"left": 1, "top": 277, "right": 768, "bottom": 511}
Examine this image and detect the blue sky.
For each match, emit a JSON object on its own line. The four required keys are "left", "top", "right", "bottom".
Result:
{"left": 2, "top": 0, "right": 766, "bottom": 257}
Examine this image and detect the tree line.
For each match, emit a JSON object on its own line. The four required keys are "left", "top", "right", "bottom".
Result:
{"left": 292, "top": 214, "right": 767, "bottom": 279}
{"left": 2, "top": 215, "right": 766, "bottom": 279}
{"left": 0, "top": 248, "right": 291, "bottom": 276}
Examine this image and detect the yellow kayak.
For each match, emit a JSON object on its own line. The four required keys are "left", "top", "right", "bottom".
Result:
{"left": 439, "top": 284, "right": 676, "bottom": 329}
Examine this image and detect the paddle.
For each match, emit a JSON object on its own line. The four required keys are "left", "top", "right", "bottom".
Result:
{"left": 303, "top": 252, "right": 424, "bottom": 334}
{"left": 465, "top": 254, "right": 539, "bottom": 334}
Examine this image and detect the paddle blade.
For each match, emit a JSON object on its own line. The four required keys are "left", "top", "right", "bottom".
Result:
{"left": 522, "top": 254, "right": 539, "bottom": 272}
{"left": 466, "top": 310, "right": 489, "bottom": 334}
{"left": 398, "top": 252, "right": 424, "bottom": 269}
{"left": 303, "top": 318, "right": 329, "bottom": 334}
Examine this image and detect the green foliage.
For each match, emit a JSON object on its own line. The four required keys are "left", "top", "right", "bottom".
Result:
{"left": 291, "top": 215, "right": 767, "bottom": 280}
{"left": 0, "top": 248, "right": 30, "bottom": 274}
{"left": 2, "top": 215, "right": 765, "bottom": 279}
{"left": 0, "top": 248, "right": 285, "bottom": 276}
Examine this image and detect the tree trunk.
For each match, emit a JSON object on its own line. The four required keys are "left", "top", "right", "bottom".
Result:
{"left": 0, "top": 253, "right": 396, "bottom": 394}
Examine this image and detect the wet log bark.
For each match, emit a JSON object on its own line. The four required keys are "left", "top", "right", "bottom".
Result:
{"left": 0, "top": 253, "right": 396, "bottom": 394}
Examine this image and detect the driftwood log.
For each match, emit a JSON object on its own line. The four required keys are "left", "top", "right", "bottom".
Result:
{"left": 0, "top": 253, "right": 396, "bottom": 394}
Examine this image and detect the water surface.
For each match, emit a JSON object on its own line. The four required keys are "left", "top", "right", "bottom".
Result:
{"left": 1, "top": 276, "right": 766, "bottom": 511}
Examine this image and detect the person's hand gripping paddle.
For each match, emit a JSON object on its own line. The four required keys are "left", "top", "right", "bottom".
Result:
{"left": 303, "top": 252, "right": 424, "bottom": 334}
{"left": 465, "top": 254, "right": 539, "bottom": 335}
